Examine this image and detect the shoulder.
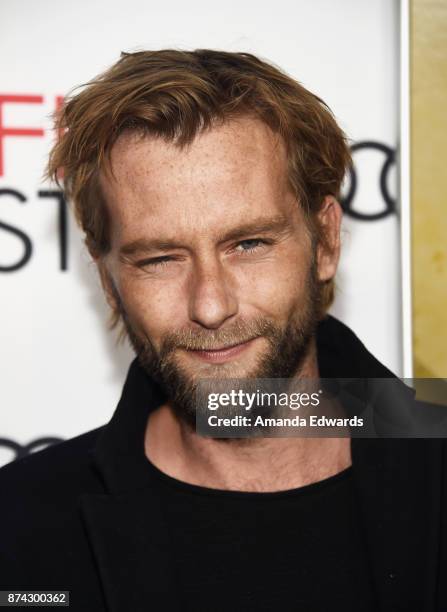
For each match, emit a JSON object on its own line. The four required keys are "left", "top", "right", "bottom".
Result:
{"left": 0, "top": 427, "right": 108, "bottom": 591}
{"left": 351, "top": 436, "right": 447, "bottom": 498}
{"left": 0, "top": 426, "right": 106, "bottom": 507}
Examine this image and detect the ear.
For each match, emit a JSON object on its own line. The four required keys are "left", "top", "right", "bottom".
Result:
{"left": 316, "top": 196, "right": 343, "bottom": 283}
{"left": 96, "top": 258, "right": 119, "bottom": 312}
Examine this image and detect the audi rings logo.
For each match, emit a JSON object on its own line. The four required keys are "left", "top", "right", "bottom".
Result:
{"left": 0, "top": 436, "right": 64, "bottom": 466}
{"left": 341, "top": 141, "right": 396, "bottom": 220}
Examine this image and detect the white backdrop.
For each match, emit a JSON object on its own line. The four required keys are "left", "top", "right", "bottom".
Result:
{"left": 0, "top": 0, "right": 403, "bottom": 466}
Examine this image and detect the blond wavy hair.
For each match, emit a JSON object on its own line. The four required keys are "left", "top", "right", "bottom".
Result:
{"left": 47, "top": 49, "right": 352, "bottom": 327}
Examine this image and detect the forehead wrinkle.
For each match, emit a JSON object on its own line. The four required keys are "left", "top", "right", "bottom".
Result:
{"left": 108, "top": 116, "right": 287, "bottom": 188}
{"left": 99, "top": 117, "right": 293, "bottom": 245}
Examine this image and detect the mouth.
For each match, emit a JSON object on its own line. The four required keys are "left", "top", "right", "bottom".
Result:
{"left": 185, "top": 338, "right": 257, "bottom": 364}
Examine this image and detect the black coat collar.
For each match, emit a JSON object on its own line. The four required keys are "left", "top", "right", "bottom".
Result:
{"left": 80, "top": 315, "right": 444, "bottom": 611}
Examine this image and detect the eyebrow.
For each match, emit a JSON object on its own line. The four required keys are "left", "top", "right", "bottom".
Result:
{"left": 119, "top": 214, "right": 292, "bottom": 257}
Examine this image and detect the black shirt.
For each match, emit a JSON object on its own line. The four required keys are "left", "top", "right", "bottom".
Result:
{"left": 2, "top": 316, "right": 445, "bottom": 611}
{"left": 146, "top": 460, "right": 378, "bottom": 611}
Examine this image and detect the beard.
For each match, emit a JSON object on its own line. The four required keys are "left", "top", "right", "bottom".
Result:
{"left": 115, "top": 253, "right": 323, "bottom": 431}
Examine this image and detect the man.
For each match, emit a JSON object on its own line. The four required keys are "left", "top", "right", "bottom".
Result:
{"left": 0, "top": 50, "right": 446, "bottom": 612}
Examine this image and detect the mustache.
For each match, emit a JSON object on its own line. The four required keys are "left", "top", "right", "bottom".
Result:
{"left": 160, "top": 318, "right": 279, "bottom": 354}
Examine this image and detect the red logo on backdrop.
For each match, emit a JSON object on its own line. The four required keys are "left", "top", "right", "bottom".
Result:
{"left": 0, "top": 94, "right": 45, "bottom": 176}
{"left": 0, "top": 93, "right": 68, "bottom": 272}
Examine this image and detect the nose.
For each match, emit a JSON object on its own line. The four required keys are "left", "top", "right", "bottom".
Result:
{"left": 188, "top": 257, "right": 238, "bottom": 329}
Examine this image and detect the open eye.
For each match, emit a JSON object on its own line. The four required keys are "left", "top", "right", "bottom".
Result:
{"left": 234, "top": 238, "right": 268, "bottom": 254}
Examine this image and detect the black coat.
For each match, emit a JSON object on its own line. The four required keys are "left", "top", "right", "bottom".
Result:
{"left": 0, "top": 315, "right": 446, "bottom": 611}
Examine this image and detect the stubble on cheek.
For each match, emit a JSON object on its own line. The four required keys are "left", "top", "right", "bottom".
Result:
{"left": 110, "top": 235, "right": 321, "bottom": 378}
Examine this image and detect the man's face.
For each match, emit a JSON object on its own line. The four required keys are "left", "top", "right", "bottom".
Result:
{"left": 100, "top": 116, "right": 336, "bottom": 425}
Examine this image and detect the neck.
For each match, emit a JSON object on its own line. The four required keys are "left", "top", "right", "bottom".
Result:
{"left": 144, "top": 336, "right": 352, "bottom": 492}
